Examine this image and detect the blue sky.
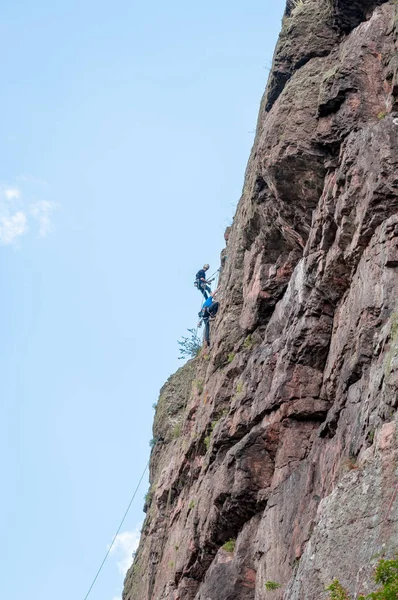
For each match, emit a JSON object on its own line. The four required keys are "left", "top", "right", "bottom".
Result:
{"left": 0, "top": 1, "right": 285, "bottom": 599}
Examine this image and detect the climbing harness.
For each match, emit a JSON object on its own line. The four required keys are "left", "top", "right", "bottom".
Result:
{"left": 194, "top": 268, "right": 220, "bottom": 289}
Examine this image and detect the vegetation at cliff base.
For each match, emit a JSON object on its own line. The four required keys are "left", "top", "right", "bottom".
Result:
{"left": 327, "top": 579, "right": 350, "bottom": 600}
{"left": 327, "top": 556, "right": 398, "bottom": 600}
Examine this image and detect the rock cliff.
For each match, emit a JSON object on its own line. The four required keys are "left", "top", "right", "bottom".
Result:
{"left": 123, "top": 1, "right": 398, "bottom": 598}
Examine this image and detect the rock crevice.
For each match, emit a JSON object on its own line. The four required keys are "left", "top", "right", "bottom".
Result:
{"left": 123, "top": 1, "right": 398, "bottom": 599}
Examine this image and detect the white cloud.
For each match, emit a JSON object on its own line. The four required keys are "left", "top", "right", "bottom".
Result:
{"left": 4, "top": 187, "right": 21, "bottom": 200}
{"left": 0, "top": 211, "right": 28, "bottom": 244}
{"left": 30, "top": 200, "right": 57, "bottom": 237}
{"left": 0, "top": 179, "right": 58, "bottom": 247}
{"left": 110, "top": 527, "right": 142, "bottom": 575}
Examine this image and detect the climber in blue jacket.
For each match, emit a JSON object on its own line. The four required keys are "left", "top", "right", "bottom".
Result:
{"left": 197, "top": 290, "right": 219, "bottom": 328}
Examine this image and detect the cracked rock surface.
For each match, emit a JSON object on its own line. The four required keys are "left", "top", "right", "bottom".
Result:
{"left": 123, "top": 1, "right": 398, "bottom": 598}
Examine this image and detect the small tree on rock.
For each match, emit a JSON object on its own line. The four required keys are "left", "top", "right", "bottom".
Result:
{"left": 178, "top": 328, "right": 201, "bottom": 359}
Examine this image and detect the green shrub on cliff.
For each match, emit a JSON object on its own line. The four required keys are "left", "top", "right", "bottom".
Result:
{"left": 327, "top": 556, "right": 398, "bottom": 600}
{"left": 178, "top": 328, "right": 201, "bottom": 359}
{"left": 222, "top": 539, "right": 236, "bottom": 552}
{"left": 265, "top": 581, "right": 282, "bottom": 591}
{"left": 326, "top": 579, "right": 350, "bottom": 600}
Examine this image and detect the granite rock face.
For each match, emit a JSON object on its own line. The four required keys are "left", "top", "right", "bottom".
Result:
{"left": 123, "top": 1, "right": 398, "bottom": 598}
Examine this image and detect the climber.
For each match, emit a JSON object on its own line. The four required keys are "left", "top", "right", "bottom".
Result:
{"left": 195, "top": 264, "right": 213, "bottom": 299}
{"left": 202, "top": 295, "right": 219, "bottom": 347}
{"left": 203, "top": 294, "right": 219, "bottom": 321}
{"left": 197, "top": 291, "right": 219, "bottom": 329}
{"left": 197, "top": 306, "right": 211, "bottom": 346}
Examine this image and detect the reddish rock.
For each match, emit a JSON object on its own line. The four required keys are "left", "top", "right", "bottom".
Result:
{"left": 123, "top": 2, "right": 398, "bottom": 599}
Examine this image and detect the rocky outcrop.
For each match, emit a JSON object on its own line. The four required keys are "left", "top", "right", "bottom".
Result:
{"left": 123, "top": 1, "right": 398, "bottom": 599}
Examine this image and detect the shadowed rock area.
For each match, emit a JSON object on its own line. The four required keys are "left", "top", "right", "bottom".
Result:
{"left": 123, "top": 1, "right": 398, "bottom": 598}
